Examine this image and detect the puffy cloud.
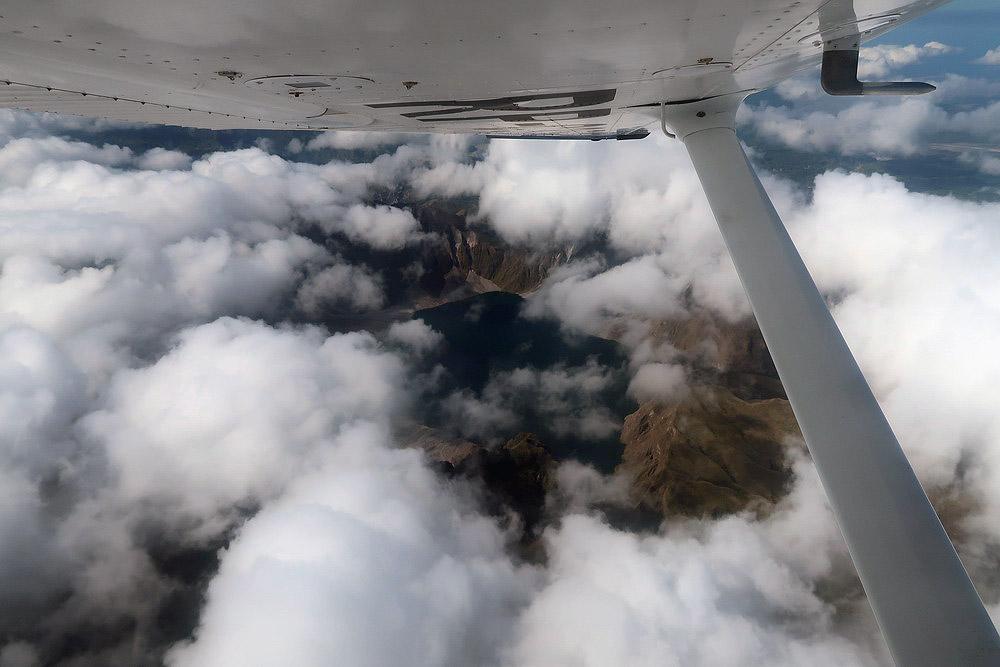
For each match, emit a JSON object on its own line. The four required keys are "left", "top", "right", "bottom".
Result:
{"left": 456, "top": 140, "right": 609, "bottom": 244}
{"left": 0, "top": 141, "right": 431, "bottom": 379}
{"left": 0, "top": 316, "right": 420, "bottom": 663}
{"left": 83, "top": 319, "right": 405, "bottom": 525}
{"left": 136, "top": 147, "right": 193, "bottom": 171}
{"left": 0, "top": 325, "right": 87, "bottom": 471}
{"left": 548, "top": 460, "right": 633, "bottom": 514}
{"left": 857, "top": 42, "right": 956, "bottom": 78}
{"left": 0, "top": 144, "right": 424, "bottom": 257}
{"left": 385, "top": 319, "right": 444, "bottom": 354}
{"left": 523, "top": 256, "right": 691, "bottom": 332}
{"left": 329, "top": 203, "right": 424, "bottom": 250}
{"left": 409, "top": 134, "right": 484, "bottom": 196}
{"left": 947, "top": 99, "right": 1000, "bottom": 137}
{"left": 415, "top": 135, "right": 752, "bottom": 320}
{"left": 440, "top": 390, "right": 519, "bottom": 442}
{"left": 627, "top": 362, "right": 687, "bottom": 402}
{"left": 746, "top": 66, "right": 1000, "bottom": 158}
{"left": 304, "top": 130, "right": 416, "bottom": 151}
{"left": 0, "top": 121, "right": 448, "bottom": 661}
{"left": 164, "top": 233, "right": 329, "bottom": 316}
{"left": 971, "top": 153, "right": 1000, "bottom": 175}
{"left": 974, "top": 46, "right": 1000, "bottom": 65}
{"left": 772, "top": 74, "right": 825, "bottom": 102}
{"left": 741, "top": 98, "right": 949, "bottom": 155}
{"left": 785, "top": 171, "right": 1000, "bottom": 535}
{"left": 0, "top": 234, "right": 341, "bottom": 379}
{"left": 296, "top": 262, "right": 385, "bottom": 315}
{"left": 505, "top": 513, "right": 875, "bottom": 667}
{"left": 167, "top": 423, "right": 534, "bottom": 667}
{"left": 505, "top": 453, "right": 885, "bottom": 666}
{"left": 923, "top": 73, "right": 1000, "bottom": 100}
{"left": 0, "top": 136, "right": 132, "bottom": 187}
{"left": 416, "top": 136, "right": 716, "bottom": 253}
{"left": 744, "top": 91, "right": 1000, "bottom": 158}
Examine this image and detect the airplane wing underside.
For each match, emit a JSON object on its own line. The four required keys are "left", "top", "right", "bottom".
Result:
{"left": 0, "top": 0, "right": 946, "bottom": 136}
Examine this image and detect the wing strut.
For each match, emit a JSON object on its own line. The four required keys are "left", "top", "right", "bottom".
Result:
{"left": 661, "top": 93, "right": 1000, "bottom": 666}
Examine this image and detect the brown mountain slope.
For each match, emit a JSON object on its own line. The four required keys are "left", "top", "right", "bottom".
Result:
{"left": 413, "top": 203, "right": 569, "bottom": 305}
{"left": 618, "top": 386, "right": 799, "bottom": 519}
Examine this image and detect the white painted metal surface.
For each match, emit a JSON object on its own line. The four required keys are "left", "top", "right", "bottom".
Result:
{"left": 0, "top": 0, "right": 948, "bottom": 135}
{"left": 662, "top": 94, "right": 1000, "bottom": 667}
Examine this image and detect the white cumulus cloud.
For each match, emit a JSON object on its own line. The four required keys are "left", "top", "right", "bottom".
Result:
{"left": 858, "top": 42, "right": 956, "bottom": 78}
{"left": 975, "top": 46, "right": 1000, "bottom": 65}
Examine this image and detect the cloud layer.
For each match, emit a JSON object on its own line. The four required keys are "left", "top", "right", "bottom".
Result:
{"left": 744, "top": 42, "right": 1000, "bottom": 172}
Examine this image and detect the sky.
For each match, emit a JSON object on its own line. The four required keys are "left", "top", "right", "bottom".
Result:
{"left": 0, "top": 4, "right": 999, "bottom": 666}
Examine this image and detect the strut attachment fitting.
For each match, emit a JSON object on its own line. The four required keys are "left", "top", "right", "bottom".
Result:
{"left": 659, "top": 102, "right": 676, "bottom": 139}
{"left": 821, "top": 36, "right": 936, "bottom": 96}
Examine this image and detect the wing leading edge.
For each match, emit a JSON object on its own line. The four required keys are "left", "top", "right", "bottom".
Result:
{"left": 0, "top": 0, "right": 949, "bottom": 136}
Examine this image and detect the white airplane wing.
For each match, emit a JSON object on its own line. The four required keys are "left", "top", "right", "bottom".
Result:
{"left": 0, "top": 0, "right": 946, "bottom": 136}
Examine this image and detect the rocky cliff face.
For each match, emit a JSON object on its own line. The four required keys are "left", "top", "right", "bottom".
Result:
{"left": 601, "top": 302, "right": 802, "bottom": 518}
{"left": 650, "top": 308, "right": 776, "bottom": 374}
{"left": 618, "top": 387, "right": 797, "bottom": 519}
{"left": 447, "top": 226, "right": 564, "bottom": 294}
{"left": 412, "top": 201, "right": 568, "bottom": 304}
